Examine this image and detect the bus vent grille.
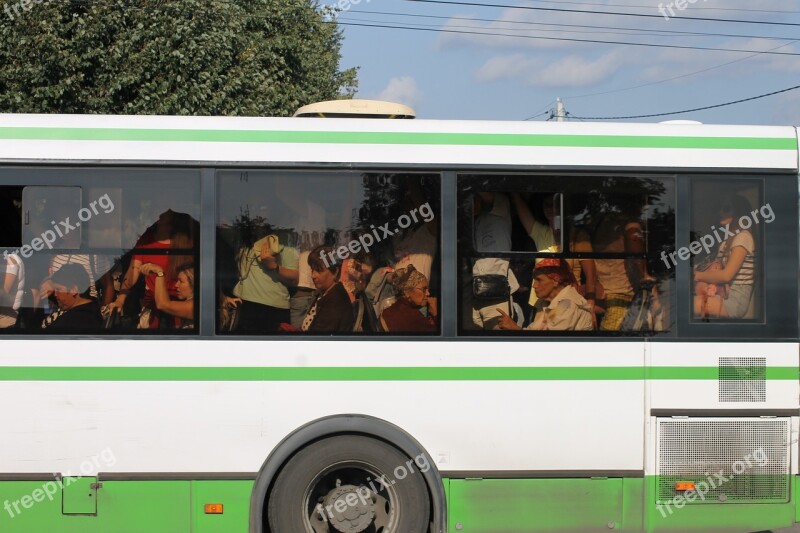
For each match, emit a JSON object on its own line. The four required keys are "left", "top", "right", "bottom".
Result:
{"left": 718, "top": 357, "right": 766, "bottom": 402}
{"left": 657, "top": 418, "right": 790, "bottom": 504}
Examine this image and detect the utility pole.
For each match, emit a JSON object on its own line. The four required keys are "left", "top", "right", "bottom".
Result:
{"left": 555, "top": 97, "right": 566, "bottom": 122}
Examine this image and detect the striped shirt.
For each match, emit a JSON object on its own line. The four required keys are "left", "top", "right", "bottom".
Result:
{"left": 716, "top": 230, "right": 755, "bottom": 285}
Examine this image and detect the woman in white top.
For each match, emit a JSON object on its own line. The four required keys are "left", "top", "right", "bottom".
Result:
{"left": 0, "top": 252, "right": 25, "bottom": 328}
{"left": 694, "top": 195, "right": 756, "bottom": 318}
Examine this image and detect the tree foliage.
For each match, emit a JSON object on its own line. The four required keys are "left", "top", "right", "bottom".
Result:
{"left": 0, "top": 0, "right": 357, "bottom": 115}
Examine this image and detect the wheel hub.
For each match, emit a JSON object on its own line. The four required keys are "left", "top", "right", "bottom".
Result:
{"left": 320, "top": 484, "right": 375, "bottom": 533}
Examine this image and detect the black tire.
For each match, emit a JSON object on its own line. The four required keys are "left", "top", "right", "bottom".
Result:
{"left": 267, "top": 435, "right": 431, "bottom": 533}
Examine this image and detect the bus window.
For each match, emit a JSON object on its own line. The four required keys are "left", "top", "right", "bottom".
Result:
{"left": 216, "top": 171, "right": 440, "bottom": 336}
{"left": 0, "top": 187, "right": 22, "bottom": 249}
{"left": 0, "top": 168, "right": 200, "bottom": 334}
{"left": 690, "top": 179, "right": 764, "bottom": 323}
{"left": 457, "top": 174, "right": 675, "bottom": 335}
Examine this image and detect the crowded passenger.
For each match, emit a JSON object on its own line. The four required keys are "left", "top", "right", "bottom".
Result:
{"left": 694, "top": 194, "right": 756, "bottom": 319}
{"left": 466, "top": 192, "right": 519, "bottom": 330}
{"left": 232, "top": 233, "right": 299, "bottom": 333}
{"left": 40, "top": 264, "right": 103, "bottom": 331}
{"left": 510, "top": 192, "right": 597, "bottom": 326}
{"left": 497, "top": 259, "right": 593, "bottom": 331}
{"left": 0, "top": 251, "right": 25, "bottom": 329}
{"left": 140, "top": 262, "right": 195, "bottom": 329}
{"left": 381, "top": 265, "right": 437, "bottom": 333}
{"left": 106, "top": 210, "right": 197, "bottom": 328}
{"left": 297, "top": 246, "right": 354, "bottom": 332}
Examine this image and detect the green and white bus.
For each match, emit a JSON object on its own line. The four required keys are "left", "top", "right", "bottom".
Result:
{"left": 0, "top": 112, "right": 798, "bottom": 533}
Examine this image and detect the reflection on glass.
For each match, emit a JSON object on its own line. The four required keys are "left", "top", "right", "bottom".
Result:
{"left": 216, "top": 172, "right": 440, "bottom": 335}
{"left": 458, "top": 175, "right": 675, "bottom": 334}
{"left": 1, "top": 169, "right": 200, "bottom": 334}
{"left": 691, "top": 180, "right": 762, "bottom": 321}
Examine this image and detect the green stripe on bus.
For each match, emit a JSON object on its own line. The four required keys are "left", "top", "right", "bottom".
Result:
{"left": 0, "top": 366, "right": 796, "bottom": 381}
{"left": 0, "top": 127, "right": 795, "bottom": 150}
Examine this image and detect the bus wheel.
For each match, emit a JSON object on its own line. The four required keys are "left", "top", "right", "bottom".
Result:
{"left": 267, "top": 435, "right": 430, "bottom": 533}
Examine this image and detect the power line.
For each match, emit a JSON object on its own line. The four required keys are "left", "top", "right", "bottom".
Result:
{"left": 349, "top": 9, "right": 800, "bottom": 41}
{"left": 400, "top": 0, "right": 800, "bottom": 27}
{"left": 521, "top": 0, "right": 800, "bottom": 15}
{"left": 336, "top": 21, "right": 800, "bottom": 56}
{"left": 567, "top": 83, "right": 800, "bottom": 120}
{"left": 563, "top": 39, "right": 800, "bottom": 100}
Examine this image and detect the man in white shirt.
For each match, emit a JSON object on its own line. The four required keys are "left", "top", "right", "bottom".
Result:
{"left": 496, "top": 258, "right": 593, "bottom": 331}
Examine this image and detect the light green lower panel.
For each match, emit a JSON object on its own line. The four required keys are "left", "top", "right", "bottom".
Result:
{"left": 446, "top": 477, "right": 798, "bottom": 533}
{"left": 644, "top": 476, "right": 795, "bottom": 533}
{"left": 0, "top": 479, "right": 252, "bottom": 533}
{"left": 447, "top": 477, "right": 643, "bottom": 532}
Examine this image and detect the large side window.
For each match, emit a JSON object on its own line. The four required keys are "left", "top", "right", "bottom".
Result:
{"left": 680, "top": 174, "right": 798, "bottom": 339}
{"left": 689, "top": 178, "right": 765, "bottom": 323}
{"left": 457, "top": 174, "right": 675, "bottom": 335}
{"left": 216, "top": 171, "right": 440, "bottom": 335}
{"left": 0, "top": 169, "right": 200, "bottom": 334}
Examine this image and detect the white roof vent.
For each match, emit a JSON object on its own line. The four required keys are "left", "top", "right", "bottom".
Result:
{"left": 659, "top": 120, "right": 703, "bottom": 125}
{"left": 294, "top": 99, "right": 415, "bottom": 119}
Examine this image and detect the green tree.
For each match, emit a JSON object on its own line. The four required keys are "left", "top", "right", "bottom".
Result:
{"left": 0, "top": 0, "right": 357, "bottom": 115}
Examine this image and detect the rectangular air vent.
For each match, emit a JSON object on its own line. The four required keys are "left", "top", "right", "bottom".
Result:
{"left": 719, "top": 357, "right": 766, "bottom": 403}
{"left": 657, "top": 418, "right": 789, "bottom": 504}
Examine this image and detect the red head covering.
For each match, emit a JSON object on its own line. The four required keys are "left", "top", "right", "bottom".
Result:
{"left": 533, "top": 258, "right": 575, "bottom": 286}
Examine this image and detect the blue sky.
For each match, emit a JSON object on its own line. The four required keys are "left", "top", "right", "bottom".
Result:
{"left": 333, "top": 0, "right": 800, "bottom": 124}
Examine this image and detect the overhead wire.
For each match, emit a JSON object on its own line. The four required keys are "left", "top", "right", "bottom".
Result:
{"left": 400, "top": 0, "right": 800, "bottom": 27}
{"left": 520, "top": 0, "right": 800, "bottom": 15}
{"left": 567, "top": 83, "right": 800, "bottom": 120}
{"left": 349, "top": 9, "right": 800, "bottom": 42}
{"left": 563, "top": 39, "right": 800, "bottom": 100}
{"left": 335, "top": 21, "right": 800, "bottom": 56}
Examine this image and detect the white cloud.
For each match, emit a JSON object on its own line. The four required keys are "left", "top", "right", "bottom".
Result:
{"left": 377, "top": 76, "right": 423, "bottom": 108}
{"left": 772, "top": 90, "right": 800, "bottom": 125}
{"left": 477, "top": 51, "right": 624, "bottom": 88}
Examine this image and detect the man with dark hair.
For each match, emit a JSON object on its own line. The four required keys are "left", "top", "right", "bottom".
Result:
{"left": 40, "top": 263, "right": 103, "bottom": 331}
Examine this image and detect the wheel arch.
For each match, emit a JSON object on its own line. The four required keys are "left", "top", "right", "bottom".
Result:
{"left": 249, "top": 414, "right": 447, "bottom": 533}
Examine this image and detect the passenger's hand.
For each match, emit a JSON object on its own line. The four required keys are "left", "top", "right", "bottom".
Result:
{"left": 139, "top": 263, "right": 164, "bottom": 277}
{"left": 587, "top": 299, "right": 598, "bottom": 329}
{"left": 260, "top": 243, "right": 278, "bottom": 270}
{"left": 104, "top": 299, "right": 124, "bottom": 316}
{"left": 224, "top": 296, "right": 242, "bottom": 309}
{"left": 496, "top": 308, "right": 521, "bottom": 330}
{"left": 39, "top": 279, "right": 55, "bottom": 299}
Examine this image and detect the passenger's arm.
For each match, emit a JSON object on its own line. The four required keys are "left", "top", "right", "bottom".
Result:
{"left": 1, "top": 271, "right": 16, "bottom": 307}
{"left": 510, "top": 192, "right": 536, "bottom": 237}
{"left": 624, "top": 222, "right": 649, "bottom": 284}
{"left": 141, "top": 263, "right": 194, "bottom": 320}
{"left": 108, "top": 259, "right": 141, "bottom": 312}
{"left": 260, "top": 244, "right": 299, "bottom": 286}
{"left": 98, "top": 271, "right": 115, "bottom": 307}
{"left": 695, "top": 246, "right": 748, "bottom": 284}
